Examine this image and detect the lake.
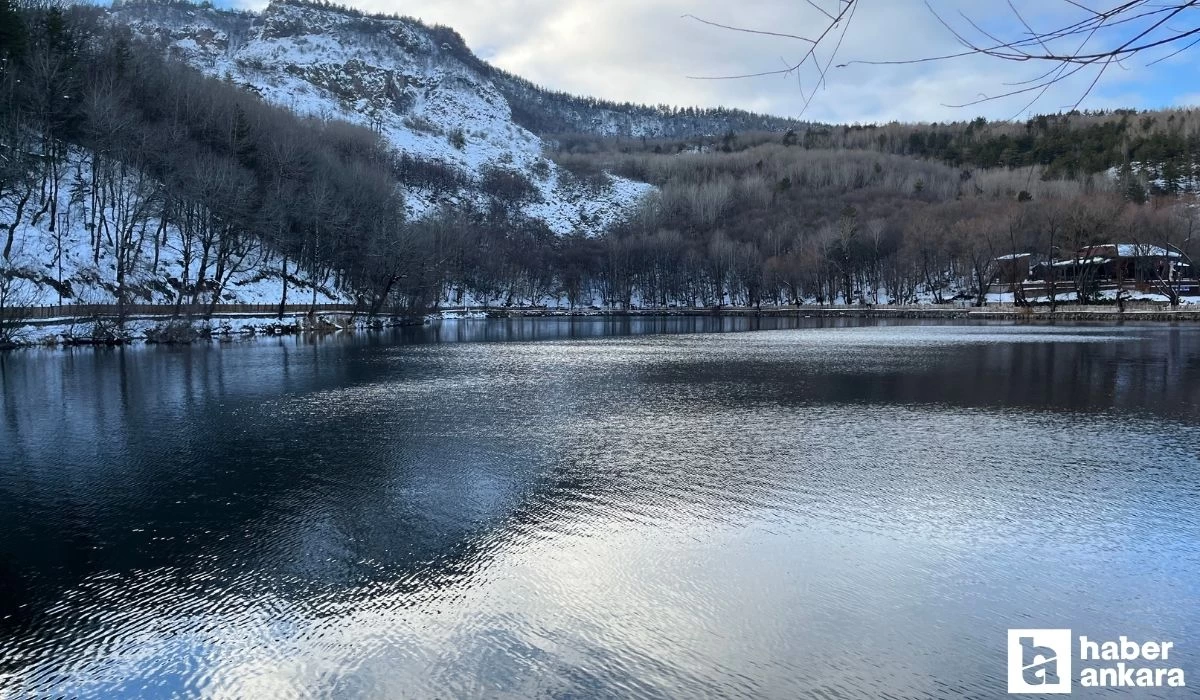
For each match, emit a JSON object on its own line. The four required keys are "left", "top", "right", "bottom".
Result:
{"left": 1, "top": 317, "right": 1198, "bottom": 698}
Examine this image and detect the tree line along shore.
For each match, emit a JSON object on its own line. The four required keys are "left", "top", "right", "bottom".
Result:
{"left": 5, "top": 1, "right": 1200, "bottom": 349}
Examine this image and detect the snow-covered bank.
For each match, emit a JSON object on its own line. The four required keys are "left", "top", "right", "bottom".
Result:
{"left": 986, "top": 290, "right": 1199, "bottom": 305}
{"left": 4, "top": 0, "right": 664, "bottom": 346}
{"left": 3, "top": 312, "right": 381, "bottom": 348}
{"left": 2, "top": 148, "right": 349, "bottom": 311}
{"left": 10, "top": 300, "right": 1200, "bottom": 351}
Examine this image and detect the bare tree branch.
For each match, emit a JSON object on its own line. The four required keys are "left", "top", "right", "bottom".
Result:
{"left": 692, "top": 1, "right": 1200, "bottom": 114}
{"left": 680, "top": 14, "right": 816, "bottom": 44}
{"left": 684, "top": 0, "right": 858, "bottom": 113}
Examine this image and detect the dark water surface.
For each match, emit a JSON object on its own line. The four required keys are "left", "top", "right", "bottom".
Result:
{"left": 1, "top": 317, "right": 1198, "bottom": 698}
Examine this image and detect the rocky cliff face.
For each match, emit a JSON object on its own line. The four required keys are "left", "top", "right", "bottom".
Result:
{"left": 109, "top": 0, "right": 658, "bottom": 235}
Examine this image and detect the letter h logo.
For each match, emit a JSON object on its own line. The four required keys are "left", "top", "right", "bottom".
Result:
{"left": 1008, "top": 629, "right": 1072, "bottom": 694}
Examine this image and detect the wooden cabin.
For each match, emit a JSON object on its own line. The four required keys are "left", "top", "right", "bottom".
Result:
{"left": 1029, "top": 244, "right": 1189, "bottom": 285}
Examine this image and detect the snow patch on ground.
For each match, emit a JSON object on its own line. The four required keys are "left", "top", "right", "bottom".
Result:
{"left": 2, "top": 149, "right": 348, "bottom": 308}
{"left": 986, "top": 290, "right": 1197, "bottom": 304}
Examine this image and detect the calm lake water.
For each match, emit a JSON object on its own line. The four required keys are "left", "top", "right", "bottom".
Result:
{"left": 1, "top": 317, "right": 1199, "bottom": 698}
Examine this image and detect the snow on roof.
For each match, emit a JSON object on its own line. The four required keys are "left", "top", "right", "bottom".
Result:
{"left": 994, "top": 253, "right": 1032, "bottom": 260}
{"left": 1113, "top": 243, "right": 1182, "bottom": 258}
{"left": 1051, "top": 256, "right": 1110, "bottom": 267}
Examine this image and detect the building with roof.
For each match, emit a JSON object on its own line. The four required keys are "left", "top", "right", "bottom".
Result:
{"left": 1029, "top": 244, "right": 1189, "bottom": 285}
{"left": 992, "top": 243, "right": 1197, "bottom": 302}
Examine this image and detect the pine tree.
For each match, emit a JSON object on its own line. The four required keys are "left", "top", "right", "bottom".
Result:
{"left": 0, "top": 0, "right": 25, "bottom": 68}
{"left": 1119, "top": 162, "right": 1147, "bottom": 204}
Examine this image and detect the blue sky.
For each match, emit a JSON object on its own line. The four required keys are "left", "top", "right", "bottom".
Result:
{"left": 219, "top": 0, "right": 1200, "bottom": 123}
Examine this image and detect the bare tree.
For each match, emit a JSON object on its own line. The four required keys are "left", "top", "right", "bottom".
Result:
{"left": 956, "top": 213, "right": 1000, "bottom": 307}
{"left": 1062, "top": 196, "right": 1121, "bottom": 303}
{"left": 0, "top": 266, "right": 40, "bottom": 347}
{"left": 1037, "top": 200, "right": 1070, "bottom": 311}
{"left": 0, "top": 128, "right": 37, "bottom": 261}
{"left": 1128, "top": 206, "right": 1191, "bottom": 307}
{"left": 690, "top": 1, "right": 1200, "bottom": 114}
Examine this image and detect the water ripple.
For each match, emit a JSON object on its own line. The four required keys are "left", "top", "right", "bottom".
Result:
{"left": 0, "top": 320, "right": 1198, "bottom": 698}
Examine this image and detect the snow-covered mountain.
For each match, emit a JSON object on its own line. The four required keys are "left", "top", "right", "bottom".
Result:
{"left": 107, "top": 0, "right": 663, "bottom": 235}
{"left": 1, "top": 0, "right": 814, "bottom": 336}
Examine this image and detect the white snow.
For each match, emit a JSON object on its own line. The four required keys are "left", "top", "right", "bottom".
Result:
{"left": 984, "top": 290, "right": 1196, "bottom": 305}
{"left": 2, "top": 148, "right": 347, "bottom": 308}
{"left": 8, "top": 312, "right": 383, "bottom": 347}
{"left": 113, "top": 1, "right": 654, "bottom": 235}
{"left": 1107, "top": 161, "right": 1200, "bottom": 194}
{"left": 2, "top": 1, "right": 660, "bottom": 335}
{"left": 1051, "top": 256, "right": 1110, "bottom": 267}
{"left": 1113, "top": 243, "right": 1181, "bottom": 258}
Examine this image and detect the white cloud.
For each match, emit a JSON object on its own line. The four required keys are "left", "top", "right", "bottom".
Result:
{"left": 272, "top": 0, "right": 1196, "bottom": 122}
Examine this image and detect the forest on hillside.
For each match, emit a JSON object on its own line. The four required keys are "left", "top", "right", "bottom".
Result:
{"left": 545, "top": 131, "right": 1195, "bottom": 308}
{"left": 0, "top": 0, "right": 432, "bottom": 317}
{"left": 553, "top": 111, "right": 1200, "bottom": 192}
{"left": 2, "top": 0, "right": 1199, "bottom": 344}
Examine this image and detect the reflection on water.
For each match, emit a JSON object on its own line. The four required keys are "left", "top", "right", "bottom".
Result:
{"left": 1, "top": 318, "right": 1199, "bottom": 698}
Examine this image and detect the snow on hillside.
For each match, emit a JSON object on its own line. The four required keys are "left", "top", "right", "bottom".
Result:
{"left": 1107, "top": 161, "right": 1200, "bottom": 194}
{"left": 3, "top": 149, "right": 346, "bottom": 310}
{"left": 110, "top": 0, "right": 655, "bottom": 234}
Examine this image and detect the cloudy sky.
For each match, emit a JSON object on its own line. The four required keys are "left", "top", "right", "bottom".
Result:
{"left": 233, "top": 0, "right": 1200, "bottom": 124}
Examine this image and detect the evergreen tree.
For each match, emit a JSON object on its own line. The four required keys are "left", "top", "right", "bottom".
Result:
{"left": 1118, "top": 162, "right": 1147, "bottom": 204}
{"left": 0, "top": 0, "right": 25, "bottom": 68}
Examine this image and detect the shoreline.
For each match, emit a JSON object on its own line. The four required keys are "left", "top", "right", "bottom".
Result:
{"left": 484, "top": 304, "right": 1200, "bottom": 323}
{"left": 4, "top": 304, "right": 1200, "bottom": 351}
